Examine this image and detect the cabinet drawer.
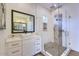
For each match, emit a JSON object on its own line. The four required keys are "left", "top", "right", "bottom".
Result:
{"left": 6, "top": 47, "right": 22, "bottom": 56}
{"left": 34, "top": 42, "right": 41, "bottom": 45}
{"left": 34, "top": 48, "right": 41, "bottom": 54}
{"left": 6, "top": 41, "right": 22, "bottom": 48}
{"left": 35, "top": 48, "right": 41, "bottom": 52}
{"left": 35, "top": 40, "right": 41, "bottom": 42}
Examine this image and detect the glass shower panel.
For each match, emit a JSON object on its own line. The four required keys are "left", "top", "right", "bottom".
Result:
{"left": 54, "top": 5, "right": 69, "bottom": 55}
{"left": 44, "top": 3, "right": 68, "bottom": 56}
{"left": 54, "top": 4, "right": 68, "bottom": 55}
{"left": 54, "top": 14, "right": 65, "bottom": 56}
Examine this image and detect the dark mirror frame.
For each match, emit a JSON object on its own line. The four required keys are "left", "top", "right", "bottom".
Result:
{"left": 11, "top": 10, "right": 35, "bottom": 33}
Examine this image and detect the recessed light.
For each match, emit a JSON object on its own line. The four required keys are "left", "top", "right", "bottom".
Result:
{"left": 53, "top": 4, "right": 57, "bottom": 7}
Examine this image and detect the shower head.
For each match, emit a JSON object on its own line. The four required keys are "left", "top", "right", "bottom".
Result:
{"left": 50, "top": 3, "right": 63, "bottom": 11}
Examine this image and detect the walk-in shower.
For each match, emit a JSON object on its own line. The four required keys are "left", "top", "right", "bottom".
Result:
{"left": 43, "top": 3, "right": 70, "bottom": 56}
{"left": 44, "top": 14, "right": 65, "bottom": 56}
{"left": 34, "top": 3, "right": 70, "bottom": 56}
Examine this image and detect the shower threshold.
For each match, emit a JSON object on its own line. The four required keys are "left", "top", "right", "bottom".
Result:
{"left": 41, "top": 42, "right": 71, "bottom": 56}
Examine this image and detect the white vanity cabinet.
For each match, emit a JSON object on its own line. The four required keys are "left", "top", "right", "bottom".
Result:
{"left": 22, "top": 38, "right": 33, "bottom": 56}
{"left": 22, "top": 35, "right": 42, "bottom": 56}
{"left": 32, "top": 35, "right": 42, "bottom": 55}
{"left": 5, "top": 35, "right": 42, "bottom": 56}
{"left": 5, "top": 39, "right": 22, "bottom": 56}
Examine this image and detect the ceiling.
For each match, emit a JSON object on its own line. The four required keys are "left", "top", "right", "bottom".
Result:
{"left": 37, "top": 3, "right": 63, "bottom": 11}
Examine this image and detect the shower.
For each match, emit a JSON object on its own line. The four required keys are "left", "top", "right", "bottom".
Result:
{"left": 43, "top": 3, "right": 70, "bottom": 56}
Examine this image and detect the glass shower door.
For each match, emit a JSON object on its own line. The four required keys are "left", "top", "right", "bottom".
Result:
{"left": 56, "top": 6, "right": 69, "bottom": 56}
{"left": 50, "top": 4, "right": 69, "bottom": 56}
{"left": 43, "top": 3, "right": 69, "bottom": 56}
{"left": 54, "top": 13, "right": 66, "bottom": 56}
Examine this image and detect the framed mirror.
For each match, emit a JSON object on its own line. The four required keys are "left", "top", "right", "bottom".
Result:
{"left": 11, "top": 10, "right": 35, "bottom": 33}
{"left": 0, "top": 3, "right": 6, "bottom": 29}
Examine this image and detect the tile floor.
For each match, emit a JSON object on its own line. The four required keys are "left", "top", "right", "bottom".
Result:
{"left": 44, "top": 42, "right": 65, "bottom": 56}
{"left": 68, "top": 50, "right": 79, "bottom": 56}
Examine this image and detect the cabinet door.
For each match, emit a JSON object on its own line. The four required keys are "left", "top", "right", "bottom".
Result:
{"left": 23, "top": 39, "right": 33, "bottom": 56}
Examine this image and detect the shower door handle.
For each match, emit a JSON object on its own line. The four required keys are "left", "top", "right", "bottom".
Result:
{"left": 59, "top": 29, "right": 64, "bottom": 32}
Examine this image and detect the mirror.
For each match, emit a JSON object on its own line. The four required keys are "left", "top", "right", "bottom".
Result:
{"left": 11, "top": 10, "right": 35, "bottom": 33}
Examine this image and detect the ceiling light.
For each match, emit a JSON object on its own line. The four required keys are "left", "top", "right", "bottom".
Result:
{"left": 53, "top": 4, "right": 57, "bottom": 7}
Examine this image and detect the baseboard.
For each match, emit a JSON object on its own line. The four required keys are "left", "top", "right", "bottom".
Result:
{"left": 61, "top": 48, "right": 71, "bottom": 56}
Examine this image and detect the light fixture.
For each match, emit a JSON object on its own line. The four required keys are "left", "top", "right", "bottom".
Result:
{"left": 53, "top": 4, "right": 57, "bottom": 7}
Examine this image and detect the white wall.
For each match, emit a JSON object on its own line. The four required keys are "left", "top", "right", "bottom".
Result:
{"left": 64, "top": 4, "right": 79, "bottom": 52}
{"left": 35, "top": 5, "right": 54, "bottom": 44}
{"left": 0, "top": 3, "right": 54, "bottom": 55}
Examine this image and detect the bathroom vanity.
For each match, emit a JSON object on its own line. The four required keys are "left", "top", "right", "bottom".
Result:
{"left": 5, "top": 34, "right": 42, "bottom": 56}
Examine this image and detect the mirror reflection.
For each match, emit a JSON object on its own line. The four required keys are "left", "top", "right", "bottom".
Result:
{"left": 12, "top": 10, "right": 35, "bottom": 33}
